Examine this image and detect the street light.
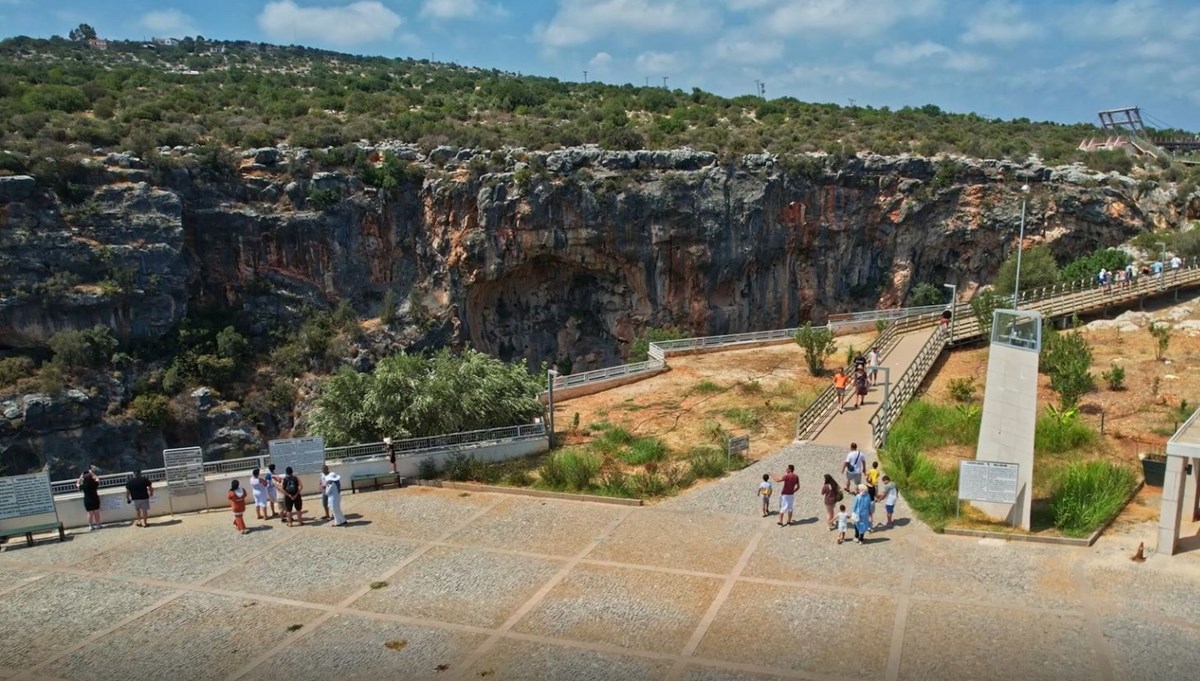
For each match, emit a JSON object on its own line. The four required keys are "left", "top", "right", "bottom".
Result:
{"left": 546, "top": 368, "right": 559, "bottom": 448}
{"left": 1013, "top": 184, "right": 1031, "bottom": 309}
{"left": 944, "top": 283, "right": 957, "bottom": 338}
{"left": 869, "top": 365, "right": 891, "bottom": 415}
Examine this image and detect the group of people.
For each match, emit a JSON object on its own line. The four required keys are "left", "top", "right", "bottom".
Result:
{"left": 229, "top": 464, "right": 345, "bottom": 534}
{"left": 77, "top": 462, "right": 347, "bottom": 535}
{"left": 831, "top": 346, "right": 880, "bottom": 413}
{"left": 757, "top": 442, "right": 898, "bottom": 545}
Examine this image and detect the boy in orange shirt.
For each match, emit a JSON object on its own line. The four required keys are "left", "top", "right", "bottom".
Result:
{"left": 832, "top": 368, "right": 850, "bottom": 413}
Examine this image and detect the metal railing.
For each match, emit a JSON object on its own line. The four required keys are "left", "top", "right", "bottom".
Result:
{"left": 551, "top": 359, "right": 667, "bottom": 389}
{"left": 50, "top": 423, "right": 546, "bottom": 495}
{"left": 827, "top": 304, "right": 946, "bottom": 330}
{"left": 648, "top": 328, "right": 799, "bottom": 354}
{"left": 795, "top": 321, "right": 902, "bottom": 440}
{"left": 869, "top": 328, "right": 948, "bottom": 448}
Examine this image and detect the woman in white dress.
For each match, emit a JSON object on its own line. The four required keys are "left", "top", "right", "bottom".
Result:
{"left": 249, "top": 468, "right": 269, "bottom": 520}
{"left": 321, "top": 465, "right": 346, "bottom": 527}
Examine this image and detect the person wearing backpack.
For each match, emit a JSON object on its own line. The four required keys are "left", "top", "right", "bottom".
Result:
{"left": 282, "top": 466, "right": 304, "bottom": 527}
{"left": 820, "top": 474, "right": 842, "bottom": 530}
{"left": 842, "top": 443, "right": 866, "bottom": 491}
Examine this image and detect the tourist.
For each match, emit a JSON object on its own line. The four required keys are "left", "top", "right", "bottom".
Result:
{"left": 385, "top": 437, "right": 397, "bottom": 474}
{"left": 842, "top": 443, "right": 866, "bottom": 491}
{"left": 318, "top": 468, "right": 331, "bottom": 520}
{"left": 772, "top": 464, "right": 800, "bottom": 527}
{"left": 820, "top": 474, "right": 840, "bottom": 529}
{"left": 852, "top": 366, "right": 869, "bottom": 408}
{"left": 322, "top": 465, "right": 345, "bottom": 526}
{"left": 757, "top": 473, "right": 773, "bottom": 517}
{"left": 879, "top": 475, "right": 899, "bottom": 528}
{"left": 1170, "top": 254, "right": 1182, "bottom": 270}
{"left": 853, "top": 353, "right": 867, "bottom": 373}
{"left": 852, "top": 484, "right": 872, "bottom": 543}
{"left": 228, "top": 480, "right": 249, "bottom": 534}
{"left": 125, "top": 469, "right": 154, "bottom": 528}
{"left": 833, "top": 368, "right": 850, "bottom": 414}
{"left": 78, "top": 465, "right": 102, "bottom": 530}
{"left": 940, "top": 308, "right": 952, "bottom": 334}
{"left": 1126, "top": 262, "right": 1136, "bottom": 288}
{"left": 250, "top": 468, "right": 269, "bottom": 520}
{"left": 265, "top": 463, "right": 279, "bottom": 519}
{"left": 867, "top": 346, "right": 880, "bottom": 386}
{"left": 835, "top": 504, "right": 849, "bottom": 545}
{"left": 865, "top": 461, "right": 881, "bottom": 528}
{"left": 281, "top": 466, "right": 304, "bottom": 527}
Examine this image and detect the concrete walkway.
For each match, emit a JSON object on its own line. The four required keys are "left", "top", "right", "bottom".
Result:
{"left": 813, "top": 327, "right": 938, "bottom": 450}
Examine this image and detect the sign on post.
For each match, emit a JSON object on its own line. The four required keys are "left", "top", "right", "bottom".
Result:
{"left": 958, "top": 460, "right": 1020, "bottom": 505}
{"left": 727, "top": 434, "right": 750, "bottom": 458}
{"left": 268, "top": 437, "right": 325, "bottom": 475}
{"left": 0, "top": 473, "right": 59, "bottom": 534}
{"left": 163, "top": 447, "right": 206, "bottom": 496}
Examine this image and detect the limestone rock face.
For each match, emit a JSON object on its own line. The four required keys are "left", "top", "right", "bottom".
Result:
{"left": 0, "top": 146, "right": 1180, "bottom": 475}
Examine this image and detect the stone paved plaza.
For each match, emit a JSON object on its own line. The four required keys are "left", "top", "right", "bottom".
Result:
{"left": 1, "top": 442, "right": 1198, "bottom": 681}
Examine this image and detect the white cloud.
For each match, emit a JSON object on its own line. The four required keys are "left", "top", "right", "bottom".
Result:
{"left": 766, "top": 0, "right": 941, "bottom": 38}
{"left": 420, "top": 0, "right": 506, "bottom": 20}
{"left": 715, "top": 34, "right": 783, "bottom": 65}
{"left": 1068, "top": 0, "right": 1157, "bottom": 40}
{"left": 875, "top": 41, "right": 989, "bottom": 72}
{"left": 635, "top": 51, "right": 683, "bottom": 75}
{"left": 962, "top": 0, "right": 1042, "bottom": 45}
{"left": 138, "top": 9, "right": 198, "bottom": 37}
{"left": 535, "top": 0, "right": 720, "bottom": 49}
{"left": 257, "top": 1, "right": 403, "bottom": 46}
{"left": 588, "top": 51, "right": 613, "bottom": 68}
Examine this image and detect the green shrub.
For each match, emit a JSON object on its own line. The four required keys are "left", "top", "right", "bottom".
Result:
{"left": 1150, "top": 322, "right": 1171, "bottom": 360}
{"left": 444, "top": 452, "right": 484, "bottom": 481}
{"left": 1059, "top": 248, "right": 1129, "bottom": 284}
{"left": 1034, "top": 407, "right": 1097, "bottom": 455}
{"left": 702, "top": 419, "right": 730, "bottom": 445}
{"left": 1102, "top": 363, "right": 1126, "bottom": 390}
{"left": 590, "top": 426, "right": 635, "bottom": 456}
{"left": 307, "top": 187, "right": 342, "bottom": 210}
{"left": 721, "top": 407, "right": 763, "bottom": 431}
{"left": 617, "top": 437, "right": 669, "bottom": 465}
{"left": 969, "top": 290, "right": 1003, "bottom": 338}
{"left": 629, "top": 327, "right": 687, "bottom": 362}
{"left": 994, "top": 245, "right": 1059, "bottom": 296}
{"left": 0, "top": 356, "right": 34, "bottom": 388}
{"left": 1049, "top": 461, "right": 1137, "bottom": 537}
{"left": 947, "top": 377, "right": 977, "bottom": 403}
{"left": 907, "top": 282, "right": 946, "bottom": 307}
{"left": 129, "top": 394, "right": 171, "bottom": 427}
{"left": 690, "top": 380, "right": 722, "bottom": 395}
{"left": 417, "top": 457, "right": 439, "bottom": 480}
{"left": 537, "top": 450, "right": 601, "bottom": 491}
{"left": 795, "top": 322, "right": 837, "bottom": 376}
{"left": 49, "top": 325, "right": 117, "bottom": 371}
{"left": 688, "top": 446, "right": 728, "bottom": 479}
{"left": 630, "top": 471, "right": 670, "bottom": 497}
{"left": 596, "top": 469, "right": 634, "bottom": 497}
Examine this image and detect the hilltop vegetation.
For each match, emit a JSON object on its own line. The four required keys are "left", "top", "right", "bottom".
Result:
{"left": 1, "top": 32, "right": 1193, "bottom": 178}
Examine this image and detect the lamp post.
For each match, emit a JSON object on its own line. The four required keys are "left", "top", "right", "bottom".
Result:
{"left": 944, "top": 283, "right": 957, "bottom": 338}
{"left": 546, "top": 368, "right": 559, "bottom": 448}
{"left": 869, "top": 365, "right": 891, "bottom": 415}
{"left": 1013, "top": 184, "right": 1031, "bottom": 309}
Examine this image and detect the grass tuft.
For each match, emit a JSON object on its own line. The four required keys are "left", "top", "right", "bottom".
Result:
{"left": 1048, "top": 461, "right": 1137, "bottom": 537}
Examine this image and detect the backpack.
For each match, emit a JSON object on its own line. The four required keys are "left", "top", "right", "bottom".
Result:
{"left": 284, "top": 475, "right": 299, "bottom": 495}
{"left": 837, "top": 489, "right": 845, "bottom": 502}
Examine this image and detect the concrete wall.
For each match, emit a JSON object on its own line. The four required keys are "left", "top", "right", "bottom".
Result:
{"left": 974, "top": 341, "right": 1039, "bottom": 530}
{"left": 51, "top": 437, "right": 548, "bottom": 530}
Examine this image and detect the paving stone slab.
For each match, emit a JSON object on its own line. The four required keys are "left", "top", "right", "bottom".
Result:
{"left": 1086, "top": 564, "right": 1200, "bottom": 627}
{"left": 460, "top": 638, "right": 674, "bottom": 681}
{"left": 70, "top": 516, "right": 274, "bottom": 583}
{"left": 899, "top": 600, "right": 1098, "bottom": 681}
{"left": 445, "top": 496, "right": 628, "bottom": 557}
{"left": 1101, "top": 613, "right": 1200, "bottom": 681}
{"left": 586, "top": 508, "right": 757, "bottom": 574}
{"left": 256, "top": 614, "right": 487, "bottom": 681}
{"left": 0, "top": 573, "right": 173, "bottom": 674}
{"left": 0, "top": 525, "right": 140, "bottom": 568}
{"left": 346, "top": 487, "right": 498, "bottom": 541}
{"left": 47, "top": 591, "right": 322, "bottom": 681}
{"left": 513, "top": 563, "right": 723, "bottom": 653}
{"left": 679, "top": 666, "right": 787, "bottom": 681}
{"left": 349, "top": 545, "right": 563, "bottom": 627}
{"left": 207, "top": 532, "right": 424, "bottom": 604}
{"left": 742, "top": 524, "right": 909, "bottom": 591}
{"left": 908, "top": 537, "right": 1082, "bottom": 609}
{"left": 695, "top": 581, "right": 894, "bottom": 677}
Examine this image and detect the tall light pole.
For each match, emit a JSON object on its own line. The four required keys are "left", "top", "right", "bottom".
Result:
{"left": 1013, "top": 184, "right": 1031, "bottom": 309}
{"left": 546, "top": 368, "right": 559, "bottom": 448}
{"left": 944, "top": 283, "right": 957, "bottom": 338}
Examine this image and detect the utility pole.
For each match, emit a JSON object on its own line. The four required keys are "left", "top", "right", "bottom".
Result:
{"left": 760, "top": 81, "right": 766, "bottom": 98}
{"left": 645, "top": 77, "right": 649, "bottom": 87}
{"left": 583, "top": 70, "right": 588, "bottom": 83}
{"left": 662, "top": 75, "right": 669, "bottom": 89}
{"left": 754, "top": 79, "right": 761, "bottom": 97}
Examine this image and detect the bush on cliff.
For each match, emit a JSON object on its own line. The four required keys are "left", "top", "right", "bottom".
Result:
{"left": 629, "top": 327, "right": 688, "bottom": 362}
{"left": 794, "top": 322, "right": 836, "bottom": 376}
{"left": 907, "top": 283, "right": 947, "bottom": 308}
{"left": 993, "top": 245, "right": 1059, "bottom": 296}
{"left": 49, "top": 326, "right": 117, "bottom": 371}
{"left": 309, "top": 348, "right": 544, "bottom": 446}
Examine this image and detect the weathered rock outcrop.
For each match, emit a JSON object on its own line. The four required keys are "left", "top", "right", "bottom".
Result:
{"left": 0, "top": 145, "right": 1184, "bottom": 476}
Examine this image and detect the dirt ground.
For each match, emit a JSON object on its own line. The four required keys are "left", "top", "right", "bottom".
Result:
{"left": 552, "top": 332, "right": 876, "bottom": 458}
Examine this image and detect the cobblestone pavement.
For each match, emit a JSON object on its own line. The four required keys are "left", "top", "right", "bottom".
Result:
{"left": 1, "top": 442, "right": 1198, "bottom": 681}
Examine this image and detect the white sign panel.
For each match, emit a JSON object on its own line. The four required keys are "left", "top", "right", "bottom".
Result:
{"left": 958, "top": 460, "right": 1021, "bottom": 505}
{"left": 0, "top": 473, "right": 56, "bottom": 521}
{"left": 269, "top": 437, "right": 325, "bottom": 474}
{"left": 727, "top": 435, "right": 750, "bottom": 456}
{"left": 163, "top": 447, "right": 206, "bottom": 496}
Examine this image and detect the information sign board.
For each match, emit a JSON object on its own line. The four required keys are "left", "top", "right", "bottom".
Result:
{"left": 0, "top": 473, "right": 56, "bottom": 521}
{"left": 727, "top": 434, "right": 750, "bottom": 456}
{"left": 162, "top": 447, "right": 206, "bottom": 496}
{"left": 958, "top": 460, "right": 1020, "bottom": 505}
{"left": 268, "top": 437, "right": 325, "bottom": 474}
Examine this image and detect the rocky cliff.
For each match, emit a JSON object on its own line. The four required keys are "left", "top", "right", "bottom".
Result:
{"left": 0, "top": 145, "right": 1183, "bottom": 476}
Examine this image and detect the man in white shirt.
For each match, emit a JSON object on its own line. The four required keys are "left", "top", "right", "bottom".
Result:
{"left": 1170, "top": 255, "right": 1182, "bottom": 270}
{"left": 879, "top": 475, "right": 899, "bottom": 527}
{"left": 842, "top": 443, "right": 866, "bottom": 491}
{"left": 867, "top": 346, "right": 880, "bottom": 386}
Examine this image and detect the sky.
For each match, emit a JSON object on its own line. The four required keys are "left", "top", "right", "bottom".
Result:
{"left": 1, "top": 0, "right": 1197, "bottom": 130}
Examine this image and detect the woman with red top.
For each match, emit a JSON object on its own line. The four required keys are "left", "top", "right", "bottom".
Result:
{"left": 228, "top": 480, "right": 249, "bottom": 534}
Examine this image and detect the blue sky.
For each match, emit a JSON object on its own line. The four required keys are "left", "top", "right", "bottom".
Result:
{"left": 2, "top": 0, "right": 1197, "bottom": 129}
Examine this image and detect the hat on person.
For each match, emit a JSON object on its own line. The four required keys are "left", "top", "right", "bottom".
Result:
{"left": 857, "top": 484, "right": 868, "bottom": 493}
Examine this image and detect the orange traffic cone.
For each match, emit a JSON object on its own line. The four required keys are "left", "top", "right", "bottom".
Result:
{"left": 1131, "top": 541, "right": 1146, "bottom": 563}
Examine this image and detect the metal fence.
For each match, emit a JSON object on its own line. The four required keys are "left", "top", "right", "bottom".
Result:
{"left": 827, "top": 304, "right": 946, "bottom": 330}
{"left": 551, "top": 359, "right": 667, "bottom": 389}
{"left": 50, "top": 423, "right": 546, "bottom": 496}
{"left": 794, "top": 321, "right": 902, "bottom": 440}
